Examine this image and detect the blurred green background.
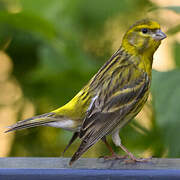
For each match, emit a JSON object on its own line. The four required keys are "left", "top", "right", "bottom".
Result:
{"left": 0, "top": 0, "right": 180, "bottom": 159}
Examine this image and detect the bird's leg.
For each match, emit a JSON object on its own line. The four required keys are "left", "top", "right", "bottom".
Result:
{"left": 112, "top": 129, "right": 150, "bottom": 162}
{"left": 102, "top": 136, "right": 115, "bottom": 155}
{"left": 100, "top": 136, "right": 127, "bottom": 160}
{"left": 119, "top": 143, "right": 151, "bottom": 162}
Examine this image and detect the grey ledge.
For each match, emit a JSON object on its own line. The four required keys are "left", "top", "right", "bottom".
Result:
{"left": 1, "top": 158, "right": 180, "bottom": 179}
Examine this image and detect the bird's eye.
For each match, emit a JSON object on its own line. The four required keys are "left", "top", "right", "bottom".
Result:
{"left": 142, "top": 28, "right": 148, "bottom": 34}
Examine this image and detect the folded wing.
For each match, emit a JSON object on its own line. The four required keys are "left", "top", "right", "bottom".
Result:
{"left": 69, "top": 63, "right": 150, "bottom": 165}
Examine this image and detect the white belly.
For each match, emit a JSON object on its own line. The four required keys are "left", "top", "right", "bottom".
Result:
{"left": 48, "top": 120, "right": 76, "bottom": 131}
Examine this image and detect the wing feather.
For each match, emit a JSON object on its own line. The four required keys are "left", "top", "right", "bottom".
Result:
{"left": 69, "top": 58, "right": 150, "bottom": 164}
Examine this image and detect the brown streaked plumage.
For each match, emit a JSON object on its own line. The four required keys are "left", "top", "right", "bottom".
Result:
{"left": 69, "top": 19, "right": 166, "bottom": 165}
{"left": 69, "top": 51, "right": 151, "bottom": 165}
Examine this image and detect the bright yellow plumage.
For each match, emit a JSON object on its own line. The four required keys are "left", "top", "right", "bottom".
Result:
{"left": 53, "top": 90, "right": 90, "bottom": 120}
{"left": 6, "top": 19, "right": 166, "bottom": 165}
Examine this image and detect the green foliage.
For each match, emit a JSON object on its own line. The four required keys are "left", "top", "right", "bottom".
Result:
{"left": 174, "top": 42, "right": 180, "bottom": 68}
{"left": 167, "top": 24, "right": 180, "bottom": 36}
{"left": 164, "top": 6, "right": 180, "bottom": 14}
{"left": 150, "top": 5, "right": 180, "bottom": 35}
{"left": 165, "top": 6, "right": 180, "bottom": 35}
{"left": 152, "top": 70, "right": 180, "bottom": 156}
{"left": 150, "top": 5, "right": 180, "bottom": 14}
{"left": 1, "top": 0, "right": 180, "bottom": 159}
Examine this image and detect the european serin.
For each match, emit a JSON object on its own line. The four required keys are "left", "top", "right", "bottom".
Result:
{"left": 6, "top": 19, "right": 166, "bottom": 165}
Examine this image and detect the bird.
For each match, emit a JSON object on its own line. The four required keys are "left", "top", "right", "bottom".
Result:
{"left": 5, "top": 19, "right": 166, "bottom": 165}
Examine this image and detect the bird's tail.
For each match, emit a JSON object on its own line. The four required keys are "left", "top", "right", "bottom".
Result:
{"left": 69, "top": 131, "right": 96, "bottom": 166}
{"left": 69, "top": 141, "right": 92, "bottom": 166}
{"left": 5, "top": 112, "right": 56, "bottom": 133}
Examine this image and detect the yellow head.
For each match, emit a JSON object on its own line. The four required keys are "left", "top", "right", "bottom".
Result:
{"left": 122, "top": 19, "right": 166, "bottom": 56}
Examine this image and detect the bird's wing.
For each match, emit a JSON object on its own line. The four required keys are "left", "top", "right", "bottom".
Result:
{"left": 69, "top": 60, "right": 150, "bottom": 165}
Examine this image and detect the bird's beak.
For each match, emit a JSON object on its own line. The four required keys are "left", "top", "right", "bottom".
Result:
{"left": 153, "top": 29, "right": 167, "bottom": 41}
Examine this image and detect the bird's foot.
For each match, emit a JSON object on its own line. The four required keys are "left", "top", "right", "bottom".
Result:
{"left": 99, "top": 153, "right": 128, "bottom": 160}
{"left": 125, "top": 156, "right": 152, "bottom": 163}
{"left": 119, "top": 143, "right": 151, "bottom": 163}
